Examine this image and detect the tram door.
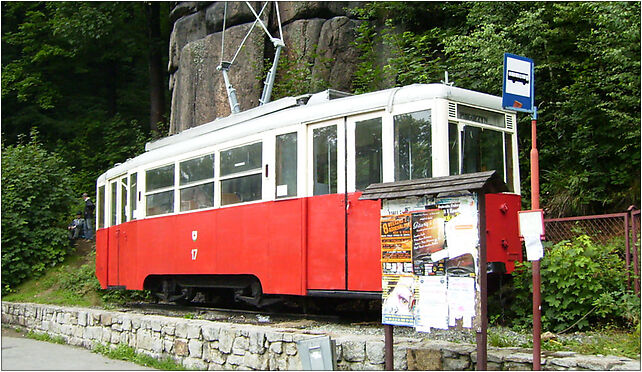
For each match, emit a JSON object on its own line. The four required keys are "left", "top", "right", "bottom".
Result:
{"left": 306, "top": 119, "right": 347, "bottom": 290}
{"left": 107, "top": 176, "right": 128, "bottom": 287}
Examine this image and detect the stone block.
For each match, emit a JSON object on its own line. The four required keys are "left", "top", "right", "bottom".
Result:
{"left": 407, "top": 348, "right": 442, "bottom": 370}
{"left": 342, "top": 340, "right": 366, "bottom": 362}
{"left": 121, "top": 318, "right": 132, "bottom": 331}
{"left": 232, "top": 336, "right": 248, "bottom": 355}
{"left": 219, "top": 328, "right": 235, "bottom": 354}
{"left": 188, "top": 339, "right": 203, "bottom": 358}
{"left": 366, "top": 341, "right": 385, "bottom": 365}
{"left": 184, "top": 357, "right": 208, "bottom": 370}
{"left": 205, "top": 343, "right": 227, "bottom": 364}
{"left": 266, "top": 331, "right": 283, "bottom": 343}
{"left": 136, "top": 329, "right": 155, "bottom": 351}
{"left": 576, "top": 355, "right": 619, "bottom": 370}
{"left": 443, "top": 355, "right": 470, "bottom": 371}
{"left": 100, "top": 313, "right": 113, "bottom": 326}
{"left": 150, "top": 318, "right": 162, "bottom": 332}
{"left": 284, "top": 341, "right": 298, "bottom": 356}
{"left": 187, "top": 323, "right": 202, "bottom": 339}
{"left": 175, "top": 339, "right": 189, "bottom": 357}
{"left": 162, "top": 323, "right": 176, "bottom": 336}
{"left": 393, "top": 346, "right": 407, "bottom": 370}
{"left": 227, "top": 354, "right": 244, "bottom": 366}
{"left": 77, "top": 311, "right": 87, "bottom": 326}
{"left": 249, "top": 331, "right": 266, "bottom": 354}
{"left": 175, "top": 321, "right": 189, "bottom": 338}
{"left": 164, "top": 339, "right": 174, "bottom": 353}
{"left": 269, "top": 341, "right": 283, "bottom": 354}
{"left": 505, "top": 361, "right": 534, "bottom": 370}
{"left": 244, "top": 353, "right": 268, "bottom": 370}
{"left": 202, "top": 324, "right": 219, "bottom": 341}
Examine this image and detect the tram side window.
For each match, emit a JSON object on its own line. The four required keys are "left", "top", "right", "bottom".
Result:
{"left": 97, "top": 185, "right": 105, "bottom": 229}
{"left": 220, "top": 143, "right": 262, "bottom": 205}
{"left": 179, "top": 154, "right": 215, "bottom": 211}
{"left": 110, "top": 181, "right": 117, "bottom": 226}
{"left": 394, "top": 110, "right": 432, "bottom": 181}
{"left": 462, "top": 126, "right": 504, "bottom": 177}
{"left": 505, "top": 133, "right": 514, "bottom": 191}
{"left": 313, "top": 125, "right": 337, "bottom": 195}
{"left": 120, "top": 177, "right": 127, "bottom": 223}
{"left": 145, "top": 164, "right": 175, "bottom": 216}
{"left": 448, "top": 122, "right": 460, "bottom": 176}
{"left": 276, "top": 133, "right": 297, "bottom": 198}
{"left": 355, "top": 118, "right": 382, "bottom": 190}
{"left": 129, "top": 173, "right": 137, "bottom": 220}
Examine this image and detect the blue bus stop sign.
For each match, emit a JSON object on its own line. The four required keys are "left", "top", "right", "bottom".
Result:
{"left": 502, "top": 53, "right": 534, "bottom": 113}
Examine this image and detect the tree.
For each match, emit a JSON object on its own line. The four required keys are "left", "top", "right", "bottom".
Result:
{"left": 2, "top": 1, "right": 170, "bottom": 196}
{"left": 1, "top": 131, "right": 75, "bottom": 294}
{"left": 352, "top": 1, "right": 641, "bottom": 216}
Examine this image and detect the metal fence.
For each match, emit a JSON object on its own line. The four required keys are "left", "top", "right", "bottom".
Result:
{"left": 544, "top": 207, "right": 640, "bottom": 294}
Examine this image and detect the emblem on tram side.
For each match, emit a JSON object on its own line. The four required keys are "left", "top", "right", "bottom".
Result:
{"left": 192, "top": 230, "right": 198, "bottom": 241}
{"left": 191, "top": 249, "right": 198, "bottom": 260}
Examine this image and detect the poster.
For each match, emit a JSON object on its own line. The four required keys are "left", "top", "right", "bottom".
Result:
{"left": 436, "top": 195, "right": 479, "bottom": 278}
{"left": 381, "top": 214, "right": 413, "bottom": 276}
{"left": 381, "top": 214, "right": 415, "bottom": 326}
{"left": 447, "top": 276, "right": 476, "bottom": 328}
{"left": 411, "top": 210, "right": 446, "bottom": 276}
{"left": 382, "top": 275, "right": 416, "bottom": 326}
{"left": 414, "top": 276, "right": 449, "bottom": 332}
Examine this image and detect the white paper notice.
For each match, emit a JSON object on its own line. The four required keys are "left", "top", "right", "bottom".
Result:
{"left": 415, "top": 276, "right": 449, "bottom": 333}
{"left": 524, "top": 234, "right": 544, "bottom": 261}
{"left": 447, "top": 277, "right": 476, "bottom": 328}
{"left": 276, "top": 184, "right": 288, "bottom": 197}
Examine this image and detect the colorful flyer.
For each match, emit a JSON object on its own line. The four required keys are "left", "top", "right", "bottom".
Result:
{"left": 411, "top": 210, "right": 446, "bottom": 276}
{"left": 382, "top": 275, "right": 416, "bottom": 326}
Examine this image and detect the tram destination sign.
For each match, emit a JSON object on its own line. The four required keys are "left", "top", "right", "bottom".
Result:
{"left": 502, "top": 53, "right": 534, "bottom": 113}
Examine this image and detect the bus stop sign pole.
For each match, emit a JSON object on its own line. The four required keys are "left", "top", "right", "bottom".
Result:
{"left": 530, "top": 108, "right": 542, "bottom": 370}
{"left": 503, "top": 53, "right": 541, "bottom": 370}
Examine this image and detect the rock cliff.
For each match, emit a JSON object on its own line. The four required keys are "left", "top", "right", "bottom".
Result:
{"left": 168, "top": 1, "right": 365, "bottom": 133}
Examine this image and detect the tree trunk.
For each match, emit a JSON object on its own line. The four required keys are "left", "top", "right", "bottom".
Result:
{"left": 148, "top": 2, "right": 165, "bottom": 137}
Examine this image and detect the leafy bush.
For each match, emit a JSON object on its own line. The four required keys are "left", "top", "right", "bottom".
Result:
{"left": 510, "top": 235, "right": 639, "bottom": 332}
{"left": 1, "top": 131, "right": 75, "bottom": 295}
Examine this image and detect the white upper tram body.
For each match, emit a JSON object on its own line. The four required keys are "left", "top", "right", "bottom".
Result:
{"left": 96, "top": 84, "right": 520, "bottom": 229}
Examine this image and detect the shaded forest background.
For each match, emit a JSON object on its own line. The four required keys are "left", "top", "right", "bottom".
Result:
{"left": 2, "top": 1, "right": 640, "bottom": 216}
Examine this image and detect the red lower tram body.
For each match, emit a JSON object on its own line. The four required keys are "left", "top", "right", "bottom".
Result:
{"left": 95, "top": 192, "right": 521, "bottom": 303}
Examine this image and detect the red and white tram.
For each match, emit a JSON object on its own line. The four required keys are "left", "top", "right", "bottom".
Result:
{"left": 95, "top": 83, "right": 521, "bottom": 304}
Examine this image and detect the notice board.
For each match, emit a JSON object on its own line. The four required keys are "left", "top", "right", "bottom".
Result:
{"left": 380, "top": 193, "right": 481, "bottom": 332}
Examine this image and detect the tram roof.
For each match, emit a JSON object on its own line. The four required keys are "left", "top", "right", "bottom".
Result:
{"left": 98, "top": 84, "right": 507, "bottom": 182}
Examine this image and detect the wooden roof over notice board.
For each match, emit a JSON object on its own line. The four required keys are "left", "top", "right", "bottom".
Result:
{"left": 359, "top": 170, "right": 508, "bottom": 200}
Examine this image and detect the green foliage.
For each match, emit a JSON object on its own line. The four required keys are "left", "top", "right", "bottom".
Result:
{"left": 1, "top": 131, "right": 75, "bottom": 295}
{"left": 93, "top": 343, "right": 185, "bottom": 370}
{"left": 510, "top": 235, "right": 639, "bottom": 332}
{"left": 351, "top": 1, "right": 640, "bottom": 215}
{"left": 2, "top": 2, "right": 167, "bottom": 194}
{"left": 271, "top": 45, "right": 332, "bottom": 99}
{"left": 27, "top": 330, "right": 66, "bottom": 344}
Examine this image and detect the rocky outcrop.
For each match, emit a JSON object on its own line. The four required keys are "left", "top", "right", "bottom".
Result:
{"left": 167, "top": 1, "right": 365, "bottom": 134}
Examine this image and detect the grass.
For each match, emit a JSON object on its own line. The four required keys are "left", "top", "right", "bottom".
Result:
{"left": 26, "top": 330, "right": 67, "bottom": 344}
{"left": 487, "top": 326, "right": 641, "bottom": 360}
{"left": 93, "top": 343, "right": 186, "bottom": 370}
{"left": 2, "top": 240, "right": 103, "bottom": 307}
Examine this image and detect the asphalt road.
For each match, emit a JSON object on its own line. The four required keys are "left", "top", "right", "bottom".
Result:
{"left": 1, "top": 327, "right": 155, "bottom": 370}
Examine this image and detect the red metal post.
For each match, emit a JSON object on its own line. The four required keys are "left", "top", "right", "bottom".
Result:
{"left": 625, "top": 211, "right": 631, "bottom": 290}
{"left": 530, "top": 115, "right": 542, "bottom": 371}
{"left": 631, "top": 208, "right": 640, "bottom": 295}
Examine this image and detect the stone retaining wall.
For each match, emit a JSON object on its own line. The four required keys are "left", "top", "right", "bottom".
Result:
{"left": 2, "top": 302, "right": 639, "bottom": 371}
